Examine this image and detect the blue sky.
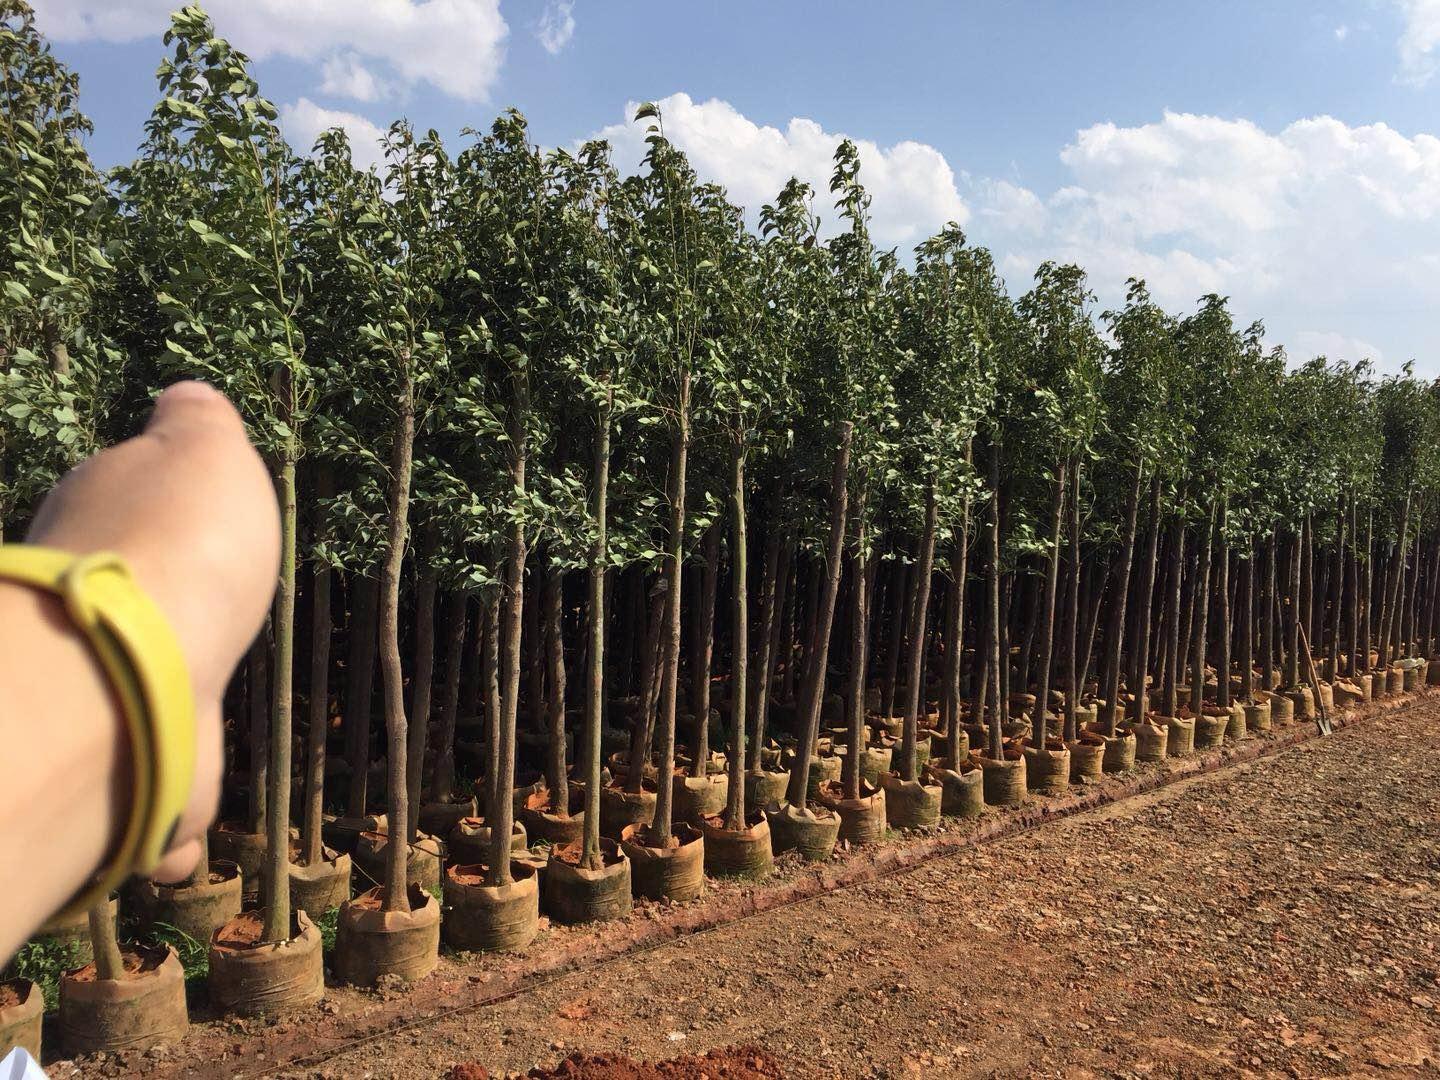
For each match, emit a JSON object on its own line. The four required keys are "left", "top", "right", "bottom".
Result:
{"left": 33, "top": 0, "right": 1440, "bottom": 374}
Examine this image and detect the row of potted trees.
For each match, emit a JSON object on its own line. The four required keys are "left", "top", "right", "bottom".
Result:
{"left": 6, "top": 0, "right": 1440, "bottom": 1061}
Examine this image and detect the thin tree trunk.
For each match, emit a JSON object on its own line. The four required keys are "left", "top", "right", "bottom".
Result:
{"left": 406, "top": 536, "right": 438, "bottom": 844}
{"left": 1262, "top": 534, "right": 1276, "bottom": 691}
{"left": 1161, "top": 523, "right": 1186, "bottom": 717}
{"left": 1301, "top": 513, "right": 1314, "bottom": 653}
{"left": 1079, "top": 557, "right": 1107, "bottom": 695}
{"left": 1346, "top": 499, "right": 1359, "bottom": 676}
{"left": 841, "top": 537, "right": 870, "bottom": 800}
{"left": 985, "top": 445, "right": 1004, "bottom": 760}
{"left": 1130, "top": 475, "right": 1162, "bottom": 723}
{"left": 1327, "top": 497, "right": 1346, "bottom": 680}
{"left": 263, "top": 430, "right": 299, "bottom": 942}
{"left": 582, "top": 389, "right": 611, "bottom": 869}
{"left": 1029, "top": 462, "right": 1067, "bottom": 748}
{"left": 247, "top": 627, "right": 269, "bottom": 834}
{"left": 946, "top": 489, "right": 973, "bottom": 759}
{"left": 302, "top": 468, "right": 333, "bottom": 867}
{"left": 1362, "top": 510, "right": 1374, "bottom": 671}
{"left": 1239, "top": 544, "right": 1254, "bottom": 706}
{"left": 1284, "top": 527, "right": 1303, "bottom": 689}
{"left": 344, "top": 575, "right": 379, "bottom": 816}
{"left": 625, "top": 579, "right": 667, "bottom": 794}
{"left": 898, "top": 480, "right": 939, "bottom": 781}
{"left": 725, "top": 440, "right": 750, "bottom": 827}
{"left": 751, "top": 528, "right": 792, "bottom": 774}
{"left": 747, "top": 518, "right": 781, "bottom": 775}
{"left": 487, "top": 364, "right": 529, "bottom": 889}
{"left": 482, "top": 587, "right": 501, "bottom": 821}
{"left": 525, "top": 572, "right": 543, "bottom": 735}
{"left": 378, "top": 370, "right": 415, "bottom": 915}
{"left": 880, "top": 561, "right": 909, "bottom": 722}
{"left": 1214, "top": 505, "right": 1232, "bottom": 711}
{"left": 781, "top": 555, "right": 800, "bottom": 702}
{"left": 542, "top": 563, "right": 568, "bottom": 817}
{"left": 650, "top": 376, "right": 691, "bottom": 845}
{"left": 88, "top": 901, "right": 124, "bottom": 982}
{"left": 786, "top": 422, "right": 853, "bottom": 807}
{"left": 1101, "top": 465, "right": 1143, "bottom": 734}
{"left": 430, "top": 591, "right": 468, "bottom": 805}
{"left": 1062, "top": 460, "right": 1081, "bottom": 741}
{"left": 692, "top": 524, "right": 721, "bottom": 779}
{"left": 1189, "top": 507, "right": 1217, "bottom": 714}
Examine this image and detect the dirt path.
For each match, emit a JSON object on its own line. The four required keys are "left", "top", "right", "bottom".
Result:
{"left": 220, "top": 701, "right": 1439, "bottom": 1079}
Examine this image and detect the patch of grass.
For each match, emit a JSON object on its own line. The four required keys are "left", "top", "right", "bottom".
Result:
{"left": 315, "top": 906, "right": 341, "bottom": 952}
{"left": 142, "top": 922, "right": 209, "bottom": 985}
{"left": 8, "top": 937, "right": 84, "bottom": 1010}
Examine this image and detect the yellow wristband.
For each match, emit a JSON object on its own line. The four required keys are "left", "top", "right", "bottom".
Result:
{"left": 0, "top": 546, "right": 195, "bottom": 918}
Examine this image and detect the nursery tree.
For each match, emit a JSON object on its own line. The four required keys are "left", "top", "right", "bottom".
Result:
{"left": 625, "top": 103, "right": 723, "bottom": 845}
{"left": 785, "top": 139, "right": 892, "bottom": 809}
{"left": 1014, "top": 262, "right": 1101, "bottom": 751}
{"left": 0, "top": 0, "right": 121, "bottom": 534}
{"left": 120, "top": 6, "right": 310, "bottom": 943}
{"left": 889, "top": 226, "right": 994, "bottom": 780}
{"left": 344, "top": 121, "right": 456, "bottom": 912}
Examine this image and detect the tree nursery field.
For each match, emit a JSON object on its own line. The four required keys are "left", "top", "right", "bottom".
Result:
{"left": 4, "top": 3, "right": 1440, "bottom": 1076}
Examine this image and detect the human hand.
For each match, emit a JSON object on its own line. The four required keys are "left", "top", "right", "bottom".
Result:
{"left": 26, "top": 380, "right": 280, "bottom": 883}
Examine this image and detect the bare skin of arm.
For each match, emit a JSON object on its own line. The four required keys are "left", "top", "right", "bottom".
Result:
{"left": 0, "top": 381, "right": 279, "bottom": 964}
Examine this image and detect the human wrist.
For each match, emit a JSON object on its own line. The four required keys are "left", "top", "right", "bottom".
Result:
{"left": 0, "top": 578, "right": 132, "bottom": 928}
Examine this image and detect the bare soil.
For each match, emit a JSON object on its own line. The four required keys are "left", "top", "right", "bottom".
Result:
{"left": 67, "top": 945, "right": 165, "bottom": 983}
{"left": 522, "top": 1046, "right": 783, "bottom": 1078}
{"left": 70, "top": 698, "right": 1440, "bottom": 1077}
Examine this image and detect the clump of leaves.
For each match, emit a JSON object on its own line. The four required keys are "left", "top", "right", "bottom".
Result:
{"left": 8, "top": 936, "right": 84, "bottom": 1009}
{"left": 315, "top": 906, "right": 341, "bottom": 953}
{"left": 140, "top": 921, "right": 209, "bottom": 985}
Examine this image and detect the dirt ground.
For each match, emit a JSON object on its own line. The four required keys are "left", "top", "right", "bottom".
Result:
{"left": 63, "top": 699, "right": 1440, "bottom": 1078}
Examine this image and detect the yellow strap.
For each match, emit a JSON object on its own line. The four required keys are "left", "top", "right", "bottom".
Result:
{"left": 0, "top": 546, "right": 195, "bottom": 918}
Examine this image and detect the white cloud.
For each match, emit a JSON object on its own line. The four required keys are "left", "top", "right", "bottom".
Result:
{"left": 33, "top": 0, "right": 508, "bottom": 103}
{"left": 586, "top": 97, "right": 1436, "bottom": 368}
{"left": 320, "top": 52, "right": 389, "bottom": 103}
{"left": 1397, "top": 0, "right": 1440, "bottom": 85}
{"left": 536, "top": 0, "right": 575, "bottom": 55}
{"left": 971, "top": 110, "right": 1440, "bottom": 369}
{"left": 1291, "top": 330, "right": 1384, "bottom": 364}
{"left": 280, "top": 97, "right": 387, "bottom": 174}
{"left": 588, "top": 93, "right": 968, "bottom": 250}
{"left": 1335, "top": 23, "right": 1350, "bottom": 41}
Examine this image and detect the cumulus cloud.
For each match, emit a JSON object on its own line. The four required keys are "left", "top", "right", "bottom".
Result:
{"left": 280, "top": 97, "right": 387, "bottom": 174}
{"left": 972, "top": 111, "right": 1440, "bottom": 365}
{"left": 1397, "top": 0, "right": 1440, "bottom": 85}
{"left": 589, "top": 93, "right": 967, "bottom": 250}
{"left": 320, "top": 52, "right": 389, "bottom": 103}
{"left": 586, "top": 97, "right": 1436, "bottom": 367}
{"left": 33, "top": 0, "right": 508, "bottom": 103}
{"left": 536, "top": 0, "right": 575, "bottom": 55}
{"left": 1290, "top": 330, "right": 1384, "bottom": 364}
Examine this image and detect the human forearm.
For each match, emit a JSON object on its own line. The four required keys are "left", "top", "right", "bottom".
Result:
{"left": 0, "top": 580, "right": 131, "bottom": 963}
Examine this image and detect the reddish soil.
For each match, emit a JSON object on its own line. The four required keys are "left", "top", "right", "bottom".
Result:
{"left": 623, "top": 825, "right": 683, "bottom": 850}
{"left": 523, "top": 1046, "right": 782, "bottom": 1078}
{"left": 210, "top": 911, "right": 265, "bottom": 949}
{"left": 72, "top": 696, "right": 1440, "bottom": 1077}
{"left": 67, "top": 946, "right": 164, "bottom": 982}
{"left": 551, "top": 842, "right": 626, "bottom": 867}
